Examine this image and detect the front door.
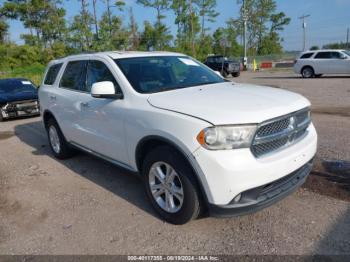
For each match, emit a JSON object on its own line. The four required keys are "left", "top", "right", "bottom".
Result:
{"left": 75, "top": 59, "right": 130, "bottom": 167}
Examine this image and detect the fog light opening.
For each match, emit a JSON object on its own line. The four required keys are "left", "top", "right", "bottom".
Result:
{"left": 233, "top": 193, "right": 242, "bottom": 203}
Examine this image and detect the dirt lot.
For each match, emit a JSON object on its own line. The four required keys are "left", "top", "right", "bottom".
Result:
{"left": 0, "top": 70, "right": 349, "bottom": 255}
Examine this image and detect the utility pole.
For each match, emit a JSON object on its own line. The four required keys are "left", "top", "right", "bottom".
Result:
{"left": 243, "top": 0, "right": 248, "bottom": 70}
{"left": 347, "top": 28, "right": 349, "bottom": 49}
{"left": 299, "top": 14, "right": 310, "bottom": 51}
{"left": 92, "top": 0, "right": 99, "bottom": 40}
{"left": 106, "top": 0, "right": 112, "bottom": 37}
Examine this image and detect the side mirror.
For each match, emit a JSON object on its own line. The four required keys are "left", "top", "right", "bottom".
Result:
{"left": 91, "top": 81, "right": 123, "bottom": 99}
{"left": 341, "top": 55, "right": 347, "bottom": 59}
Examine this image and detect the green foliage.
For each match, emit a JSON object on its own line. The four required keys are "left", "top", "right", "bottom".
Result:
{"left": 0, "top": 19, "right": 9, "bottom": 43}
{"left": 322, "top": 42, "right": 349, "bottom": 49}
{"left": 0, "top": 0, "right": 292, "bottom": 77}
{"left": 194, "top": 0, "right": 219, "bottom": 36}
{"left": 235, "top": 0, "right": 290, "bottom": 56}
{"left": 310, "top": 45, "right": 319, "bottom": 51}
{"left": 1, "top": 0, "right": 67, "bottom": 47}
{"left": 0, "top": 65, "right": 45, "bottom": 86}
{"left": 137, "top": 0, "right": 172, "bottom": 50}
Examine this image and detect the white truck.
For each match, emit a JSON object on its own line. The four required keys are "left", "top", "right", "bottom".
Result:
{"left": 39, "top": 51, "right": 317, "bottom": 224}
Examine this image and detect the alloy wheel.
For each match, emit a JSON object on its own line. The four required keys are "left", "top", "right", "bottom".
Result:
{"left": 49, "top": 125, "right": 61, "bottom": 154}
{"left": 148, "top": 162, "right": 184, "bottom": 213}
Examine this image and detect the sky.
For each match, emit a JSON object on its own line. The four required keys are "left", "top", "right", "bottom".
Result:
{"left": 2, "top": 0, "right": 350, "bottom": 51}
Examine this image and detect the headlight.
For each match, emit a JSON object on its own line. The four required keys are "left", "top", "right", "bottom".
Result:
{"left": 197, "top": 125, "right": 257, "bottom": 150}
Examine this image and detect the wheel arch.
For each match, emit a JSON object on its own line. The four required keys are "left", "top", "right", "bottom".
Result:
{"left": 301, "top": 65, "right": 314, "bottom": 74}
{"left": 135, "top": 135, "right": 210, "bottom": 208}
{"left": 43, "top": 110, "right": 58, "bottom": 130}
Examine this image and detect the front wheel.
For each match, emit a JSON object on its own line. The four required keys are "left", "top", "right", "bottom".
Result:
{"left": 232, "top": 72, "right": 240, "bottom": 77}
{"left": 301, "top": 67, "right": 315, "bottom": 78}
{"left": 142, "top": 146, "right": 202, "bottom": 224}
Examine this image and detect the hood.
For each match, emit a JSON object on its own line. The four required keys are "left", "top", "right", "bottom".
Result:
{"left": 0, "top": 90, "right": 38, "bottom": 104}
{"left": 147, "top": 82, "right": 310, "bottom": 125}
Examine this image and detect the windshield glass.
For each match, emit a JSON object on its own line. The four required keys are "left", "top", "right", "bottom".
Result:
{"left": 342, "top": 50, "right": 350, "bottom": 57}
{"left": 0, "top": 79, "right": 37, "bottom": 94}
{"left": 114, "top": 56, "right": 225, "bottom": 94}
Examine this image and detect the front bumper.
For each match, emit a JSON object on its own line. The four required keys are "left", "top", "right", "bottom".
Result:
{"left": 208, "top": 159, "right": 313, "bottom": 217}
{"left": 227, "top": 64, "right": 240, "bottom": 73}
{"left": 191, "top": 123, "right": 317, "bottom": 206}
{"left": 1, "top": 100, "right": 40, "bottom": 120}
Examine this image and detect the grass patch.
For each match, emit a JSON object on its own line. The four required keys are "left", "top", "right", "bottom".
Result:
{"left": 0, "top": 65, "right": 45, "bottom": 86}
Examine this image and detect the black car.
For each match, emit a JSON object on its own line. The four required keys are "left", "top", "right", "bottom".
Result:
{"left": 0, "top": 78, "right": 40, "bottom": 121}
{"left": 204, "top": 55, "right": 241, "bottom": 77}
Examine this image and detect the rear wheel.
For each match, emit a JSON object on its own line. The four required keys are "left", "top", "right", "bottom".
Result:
{"left": 142, "top": 146, "right": 202, "bottom": 224}
{"left": 46, "top": 119, "right": 74, "bottom": 159}
{"left": 232, "top": 72, "right": 240, "bottom": 77}
{"left": 301, "top": 67, "right": 315, "bottom": 78}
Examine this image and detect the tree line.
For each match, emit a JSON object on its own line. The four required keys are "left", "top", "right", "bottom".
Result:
{"left": 0, "top": 0, "right": 290, "bottom": 69}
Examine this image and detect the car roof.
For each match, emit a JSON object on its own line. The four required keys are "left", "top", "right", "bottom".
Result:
{"left": 303, "top": 49, "right": 346, "bottom": 53}
{"left": 48, "top": 51, "right": 185, "bottom": 65}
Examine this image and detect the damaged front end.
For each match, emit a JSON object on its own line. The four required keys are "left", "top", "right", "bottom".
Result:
{"left": 1, "top": 100, "right": 40, "bottom": 120}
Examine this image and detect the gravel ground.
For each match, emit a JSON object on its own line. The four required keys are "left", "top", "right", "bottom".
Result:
{"left": 0, "top": 70, "right": 349, "bottom": 255}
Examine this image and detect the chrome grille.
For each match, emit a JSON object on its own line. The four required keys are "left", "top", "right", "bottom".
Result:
{"left": 251, "top": 108, "right": 311, "bottom": 158}
{"left": 256, "top": 118, "right": 290, "bottom": 137}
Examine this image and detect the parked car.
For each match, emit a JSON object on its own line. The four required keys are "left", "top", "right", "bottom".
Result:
{"left": 204, "top": 55, "right": 241, "bottom": 77}
{"left": 0, "top": 78, "right": 40, "bottom": 121}
{"left": 294, "top": 49, "right": 350, "bottom": 78}
{"left": 39, "top": 51, "right": 317, "bottom": 224}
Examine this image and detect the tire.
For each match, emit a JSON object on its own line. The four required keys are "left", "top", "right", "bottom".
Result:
{"left": 232, "top": 72, "right": 240, "bottom": 77}
{"left": 142, "top": 146, "right": 202, "bottom": 224}
{"left": 46, "top": 118, "right": 74, "bottom": 159}
{"left": 315, "top": 74, "right": 322, "bottom": 78}
{"left": 301, "top": 66, "right": 315, "bottom": 78}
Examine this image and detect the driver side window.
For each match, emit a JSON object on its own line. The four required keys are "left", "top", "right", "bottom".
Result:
{"left": 86, "top": 60, "right": 121, "bottom": 93}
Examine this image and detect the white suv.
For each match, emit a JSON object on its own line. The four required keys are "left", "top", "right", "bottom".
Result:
{"left": 294, "top": 49, "right": 350, "bottom": 78}
{"left": 39, "top": 51, "right": 317, "bottom": 224}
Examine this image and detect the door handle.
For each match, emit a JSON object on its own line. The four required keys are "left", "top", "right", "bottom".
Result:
{"left": 49, "top": 95, "right": 56, "bottom": 100}
{"left": 80, "top": 102, "right": 90, "bottom": 108}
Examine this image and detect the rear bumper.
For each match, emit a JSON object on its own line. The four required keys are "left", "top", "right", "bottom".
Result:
{"left": 208, "top": 160, "right": 313, "bottom": 217}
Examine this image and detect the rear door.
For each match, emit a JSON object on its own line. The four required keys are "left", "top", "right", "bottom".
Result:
{"left": 75, "top": 59, "right": 129, "bottom": 166}
{"left": 55, "top": 60, "right": 88, "bottom": 142}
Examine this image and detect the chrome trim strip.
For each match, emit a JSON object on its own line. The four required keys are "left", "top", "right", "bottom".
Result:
{"left": 69, "top": 141, "right": 136, "bottom": 172}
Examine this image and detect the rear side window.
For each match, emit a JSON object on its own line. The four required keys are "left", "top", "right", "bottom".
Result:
{"left": 44, "top": 63, "right": 63, "bottom": 85}
{"left": 315, "top": 52, "right": 332, "bottom": 59}
{"left": 330, "top": 52, "right": 342, "bottom": 59}
{"left": 60, "top": 61, "right": 87, "bottom": 91}
{"left": 300, "top": 53, "right": 314, "bottom": 59}
{"left": 86, "top": 60, "right": 121, "bottom": 93}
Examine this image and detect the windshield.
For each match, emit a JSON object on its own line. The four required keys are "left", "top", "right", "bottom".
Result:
{"left": 0, "top": 79, "right": 37, "bottom": 94}
{"left": 114, "top": 56, "right": 225, "bottom": 94}
{"left": 342, "top": 50, "right": 350, "bottom": 57}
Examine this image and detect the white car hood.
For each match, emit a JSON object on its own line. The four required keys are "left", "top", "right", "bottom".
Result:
{"left": 147, "top": 82, "right": 310, "bottom": 125}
